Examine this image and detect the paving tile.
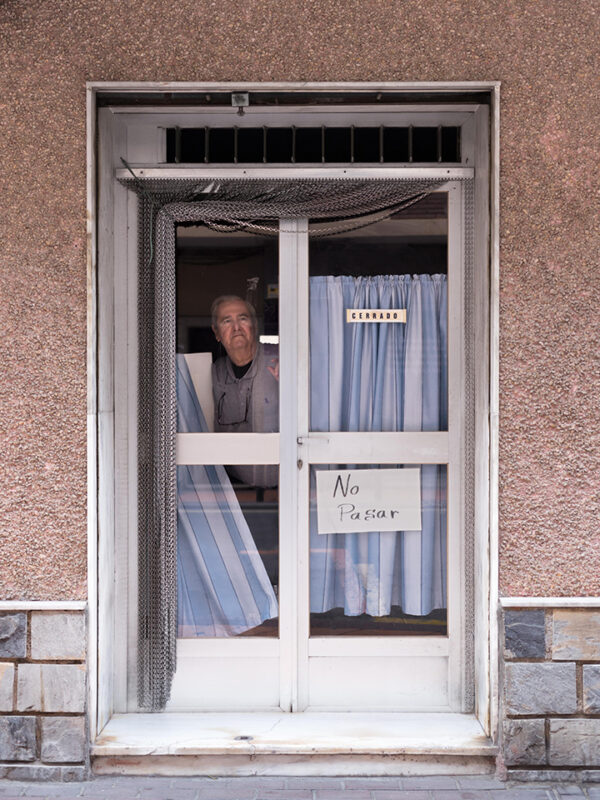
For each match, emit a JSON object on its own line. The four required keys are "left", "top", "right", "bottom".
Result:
{"left": 196, "top": 789, "right": 258, "bottom": 800}
{"left": 22, "top": 787, "right": 83, "bottom": 797}
{"left": 315, "top": 791, "right": 372, "bottom": 800}
{"left": 342, "top": 779, "right": 402, "bottom": 789}
{"left": 457, "top": 778, "right": 507, "bottom": 790}
{"left": 401, "top": 776, "right": 459, "bottom": 790}
{"left": 373, "top": 792, "right": 430, "bottom": 800}
{"left": 490, "top": 790, "right": 554, "bottom": 800}
{"left": 255, "top": 791, "right": 312, "bottom": 800}
{"left": 553, "top": 787, "right": 585, "bottom": 796}
{"left": 286, "top": 778, "right": 346, "bottom": 788}
{"left": 427, "top": 791, "right": 499, "bottom": 800}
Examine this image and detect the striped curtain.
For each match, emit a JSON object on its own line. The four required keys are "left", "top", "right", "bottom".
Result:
{"left": 176, "top": 356, "right": 278, "bottom": 636}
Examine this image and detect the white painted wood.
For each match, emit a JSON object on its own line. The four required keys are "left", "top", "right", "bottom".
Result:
{"left": 168, "top": 657, "right": 280, "bottom": 711}
{"left": 295, "top": 221, "right": 310, "bottom": 713}
{"left": 308, "top": 638, "right": 448, "bottom": 658}
{"left": 500, "top": 597, "right": 600, "bottom": 608}
{"left": 113, "top": 144, "right": 133, "bottom": 716}
{"left": 445, "top": 182, "right": 465, "bottom": 713}
{"left": 117, "top": 167, "right": 474, "bottom": 180}
{"left": 88, "top": 79, "right": 500, "bottom": 94}
{"left": 278, "top": 219, "right": 307, "bottom": 712}
{"left": 488, "top": 83, "right": 501, "bottom": 746}
{"left": 125, "top": 187, "right": 140, "bottom": 713}
{"left": 112, "top": 105, "right": 480, "bottom": 117}
{"left": 86, "top": 81, "right": 99, "bottom": 743}
{"left": 96, "top": 107, "right": 122, "bottom": 733}
{"left": 95, "top": 96, "right": 494, "bottom": 742}
{"left": 302, "top": 432, "right": 448, "bottom": 464}
{"left": 0, "top": 601, "right": 87, "bottom": 611}
{"left": 308, "top": 657, "right": 448, "bottom": 711}
{"left": 177, "top": 639, "right": 278, "bottom": 658}
{"left": 176, "top": 433, "right": 279, "bottom": 464}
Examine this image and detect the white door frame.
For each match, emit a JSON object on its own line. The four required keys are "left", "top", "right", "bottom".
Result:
{"left": 87, "top": 81, "right": 499, "bottom": 742}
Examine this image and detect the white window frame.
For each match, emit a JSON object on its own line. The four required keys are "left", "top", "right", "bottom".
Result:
{"left": 87, "top": 82, "right": 499, "bottom": 748}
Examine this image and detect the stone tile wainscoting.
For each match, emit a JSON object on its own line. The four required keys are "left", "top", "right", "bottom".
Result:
{"left": 0, "top": 606, "right": 88, "bottom": 781}
{"left": 501, "top": 602, "right": 600, "bottom": 780}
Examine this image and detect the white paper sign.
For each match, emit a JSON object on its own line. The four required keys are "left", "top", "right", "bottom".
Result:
{"left": 316, "top": 468, "right": 422, "bottom": 534}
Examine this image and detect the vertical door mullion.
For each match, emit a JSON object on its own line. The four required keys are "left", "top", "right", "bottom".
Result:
{"left": 295, "top": 221, "right": 310, "bottom": 711}
{"left": 278, "top": 219, "right": 308, "bottom": 711}
{"left": 447, "top": 182, "right": 466, "bottom": 710}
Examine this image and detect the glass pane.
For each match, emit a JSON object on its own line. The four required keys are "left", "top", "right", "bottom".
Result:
{"left": 177, "top": 226, "right": 279, "bottom": 435}
{"left": 309, "top": 194, "right": 448, "bottom": 433}
{"left": 178, "top": 464, "right": 278, "bottom": 638}
{"left": 176, "top": 228, "right": 279, "bottom": 638}
{"left": 310, "top": 463, "right": 447, "bottom": 636}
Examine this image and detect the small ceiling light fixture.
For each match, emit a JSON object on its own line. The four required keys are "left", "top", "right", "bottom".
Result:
{"left": 231, "top": 92, "right": 249, "bottom": 116}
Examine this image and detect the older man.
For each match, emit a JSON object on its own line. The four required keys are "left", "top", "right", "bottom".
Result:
{"left": 211, "top": 295, "right": 279, "bottom": 487}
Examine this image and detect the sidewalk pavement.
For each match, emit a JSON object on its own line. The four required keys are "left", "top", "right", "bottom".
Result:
{"left": 0, "top": 775, "right": 599, "bottom": 800}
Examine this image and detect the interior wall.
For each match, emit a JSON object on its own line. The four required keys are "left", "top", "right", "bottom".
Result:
{"left": 0, "top": 0, "right": 598, "bottom": 599}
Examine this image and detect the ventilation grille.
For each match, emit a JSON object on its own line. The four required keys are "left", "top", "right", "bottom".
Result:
{"left": 166, "top": 126, "right": 461, "bottom": 165}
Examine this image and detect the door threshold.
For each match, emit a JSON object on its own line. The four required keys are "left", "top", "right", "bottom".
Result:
{"left": 92, "top": 712, "right": 497, "bottom": 776}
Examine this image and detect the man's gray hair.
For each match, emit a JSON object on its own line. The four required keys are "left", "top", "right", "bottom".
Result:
{"left": 211, "top": 295, "right": 257, "bottom": 329}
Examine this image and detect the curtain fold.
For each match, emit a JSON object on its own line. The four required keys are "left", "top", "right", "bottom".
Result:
{"left": 309, "top": 275, "right": 447, "bottom": 617}
{"left": 176, "top": 357, "right": 278, "bottom": 637}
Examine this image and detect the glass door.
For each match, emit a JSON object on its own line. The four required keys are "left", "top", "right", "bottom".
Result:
{"left": 168, "top": 186, "right": 465, "bottom": 712}
{"left": 298, "top": 188, "right": 463, "bottom": 710}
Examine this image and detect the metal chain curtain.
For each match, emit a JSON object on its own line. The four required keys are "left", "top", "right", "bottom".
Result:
{"left": 120, "top": 175, "right": 455, "bottom": 710}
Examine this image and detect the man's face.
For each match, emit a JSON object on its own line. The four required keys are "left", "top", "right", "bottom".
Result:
{"left": 212, "top": 299, "right": 257, "bottom": 367}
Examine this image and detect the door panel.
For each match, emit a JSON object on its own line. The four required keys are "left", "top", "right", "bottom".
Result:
{"left": 170, "top": 188, "right": 463, "bottom": 712}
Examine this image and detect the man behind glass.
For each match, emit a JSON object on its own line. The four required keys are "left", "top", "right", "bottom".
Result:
{"left": 211, "top": 295, "right": 278, "bottom": 488}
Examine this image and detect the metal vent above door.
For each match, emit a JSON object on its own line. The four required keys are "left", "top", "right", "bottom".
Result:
{"left": 166, "top": 126, "right": 461, "bottom": 165}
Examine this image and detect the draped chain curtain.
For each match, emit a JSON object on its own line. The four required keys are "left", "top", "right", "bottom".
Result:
{"left": 120, "top": 175, "right": 453, "bottom": 710}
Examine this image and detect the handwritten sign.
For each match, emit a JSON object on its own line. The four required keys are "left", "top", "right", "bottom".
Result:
{"left": 316, "top": 468, "right": 421, "bottom": 534}
{"left": 346, "top": 309, "right": 407, "bottom": 323}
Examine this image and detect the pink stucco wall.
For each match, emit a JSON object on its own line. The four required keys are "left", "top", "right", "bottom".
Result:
{"left": 0, "top": 1, "right": 598, "bottom": 599}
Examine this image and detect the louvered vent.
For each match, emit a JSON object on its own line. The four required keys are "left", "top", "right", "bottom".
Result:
{"left": 166, "top": 126, "right": 461, "bottom": 164}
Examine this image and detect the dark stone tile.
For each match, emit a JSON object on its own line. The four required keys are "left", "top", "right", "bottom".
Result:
{"left": 0, "top": 614, "right": 27, "bottom": 659}
{"left": 0, "top": 717, "right": 36, "bottom": 762}
{"left": 504, "top": 609, "right": 545, "bottom": 659}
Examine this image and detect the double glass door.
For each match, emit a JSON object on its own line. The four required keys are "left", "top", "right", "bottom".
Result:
{"left": 169, "top": 187, "right": 465, "bottom": 712}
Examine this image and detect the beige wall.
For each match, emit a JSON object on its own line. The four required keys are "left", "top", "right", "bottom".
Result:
{"left": 1, "top": 0, "right": 598, "bottom": 599}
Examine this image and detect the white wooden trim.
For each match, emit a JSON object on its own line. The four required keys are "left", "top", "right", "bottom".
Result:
{"left": 488, "top": 83, "right": 501, "bottom": 745}
{"left": 89, "top": 80, "right": 501, "bottom": 93}
{"left": 278, "top": 219, "right": 308, "bottom": 712}
{"left": 308, "top": 638, "right": 449, "bottom": 658}
{"left": 500, "top": 597, "right": 600, "bottom": 608}
{"left": 295, "top": 222, "right": 310, "bottom": 713}
{"left": 0, "top": 601, "right": 88, "bottom": 611}
{"left": 86, "top": 83, "right": 99, "bottom": 741}
{"left": 177, "top": 639, "right": 279, "bottom": 657}
{"left": 301, "top": 432, "right": 448, "bottom": 464}
{"left": 96, "top": 94, "right": 495, "bottom": 727}
{"left": 445, "top": 182, "right": 465, "bottom": 712}
{"left": 176, "top": 433, "right": 279, "bottom": 465}
{"left": 116, "top": 167, "right": 473, "bottom": 181}
{"left": 111, "top": 105, "right": 481, "bottom": 117}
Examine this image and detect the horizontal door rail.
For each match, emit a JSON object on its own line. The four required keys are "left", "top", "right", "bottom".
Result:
{"left": 301, "top": 431, "right": 449, "bottom": 464}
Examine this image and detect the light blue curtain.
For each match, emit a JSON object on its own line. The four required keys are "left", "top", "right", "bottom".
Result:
{"left": 309, "top": 275, "right": 447, "bottom": 617}
{"left": 176, "top": 356, "right": 278, "bottom": 636}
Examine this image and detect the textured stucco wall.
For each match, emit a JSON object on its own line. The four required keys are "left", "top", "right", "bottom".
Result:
{"left": 0, "top": 0, "right": 598, "bottom": 599}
